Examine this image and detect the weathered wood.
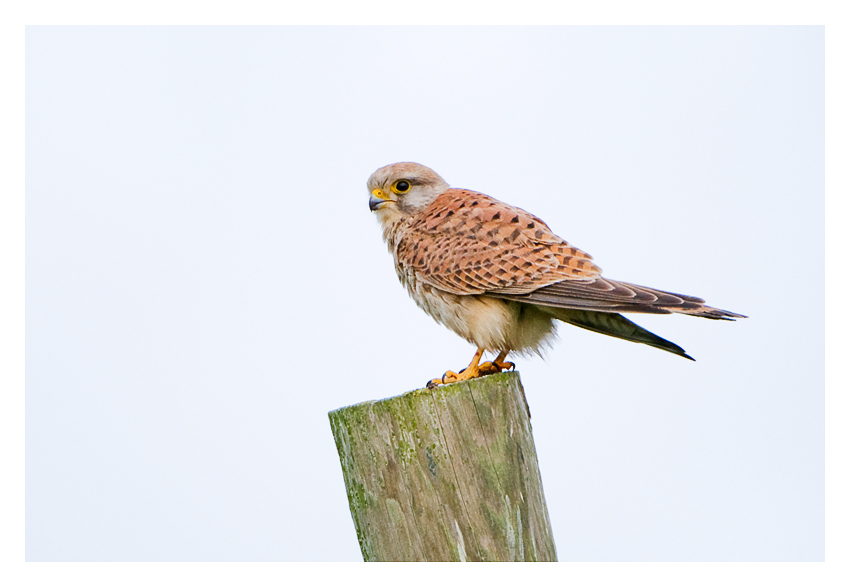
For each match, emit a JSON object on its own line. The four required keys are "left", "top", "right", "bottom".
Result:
{"left": 328, "top": 371, "right": 557, "bottom": 562}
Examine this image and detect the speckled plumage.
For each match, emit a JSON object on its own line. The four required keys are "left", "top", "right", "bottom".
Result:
{"left": 368, "top": 162, "right": 744, "bottom": 369}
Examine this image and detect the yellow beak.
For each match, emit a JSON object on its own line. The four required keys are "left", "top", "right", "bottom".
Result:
{"left": 369, "top": 188, "right": 390, "bottom": 211}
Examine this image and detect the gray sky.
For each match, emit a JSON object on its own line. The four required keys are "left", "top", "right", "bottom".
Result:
{"left": 26, "top": 26, "right": 823, "bottom": 561}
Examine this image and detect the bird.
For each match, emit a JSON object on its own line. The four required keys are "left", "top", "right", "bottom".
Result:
{"left": 367, "top": 162, "right": 745, "bottom": 388}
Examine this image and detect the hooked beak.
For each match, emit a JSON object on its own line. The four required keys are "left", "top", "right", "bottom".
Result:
{"left": 369, "top": 188, "right": 391, "bottom": 211}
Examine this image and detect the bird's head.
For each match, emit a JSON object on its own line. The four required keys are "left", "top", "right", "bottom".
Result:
{"left": 367, "top": 162, "right": 450, "bottom": 226}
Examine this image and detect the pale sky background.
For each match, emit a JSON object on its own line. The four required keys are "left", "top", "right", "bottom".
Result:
{"left": 25, "top": 26, "right": 824, "bottom": 562}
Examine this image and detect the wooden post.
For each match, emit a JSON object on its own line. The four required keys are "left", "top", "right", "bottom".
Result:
{"left": 328, "top": 371, "right": 557, "bottom": 562}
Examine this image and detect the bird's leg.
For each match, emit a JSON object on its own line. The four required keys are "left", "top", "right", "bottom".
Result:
{"left": 494, "top": 350, "right": 515, "bottom": 371}
{"left": 478, "top": 350, "right": 515, "bottom": 375}
{"left": 427, "top": 348, "right": 486, "bottom": 389}
{"left": 426, "top": 349, "right": 518, "bottom": 389}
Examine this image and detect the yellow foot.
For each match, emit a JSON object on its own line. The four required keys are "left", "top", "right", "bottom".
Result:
{"left": 426, "top": 367, "right": 480, "bottom": 389}
{"left": 478, "top": 360, "right": 515, "bottom": 375}
{"left": 426, "top": 370, "right": 460, "bottom": 389}
{"left": 425, "top": 350, "right": 515, "bottom": 389}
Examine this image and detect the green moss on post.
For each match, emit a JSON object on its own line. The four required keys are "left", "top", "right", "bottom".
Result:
{"left": 328, "top": 371, "right": 557, "bottom": 562}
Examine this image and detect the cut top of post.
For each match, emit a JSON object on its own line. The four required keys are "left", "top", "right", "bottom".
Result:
{"left": 328, "top": 372, "right": 557, "bottom": 562}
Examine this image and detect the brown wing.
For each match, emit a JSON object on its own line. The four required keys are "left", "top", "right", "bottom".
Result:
{"left": 397, "top": 188, "right": 745, "bottom": 320}
{"left": 396, "top": 189, "right": 601, "bottom": 296}
{"left": 489, "top": 278, "right": 745, "bottom": 319}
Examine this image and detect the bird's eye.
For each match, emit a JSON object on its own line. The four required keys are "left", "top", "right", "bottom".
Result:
{"left": 392, "top": 180, "right": 411, "bottom": 194}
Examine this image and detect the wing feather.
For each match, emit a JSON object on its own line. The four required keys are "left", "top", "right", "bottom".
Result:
{"left": 395, "top": 188, "right": 745, "bottom": 321}
{"left": 396, "top": 189, "right": 600, "bottom": 296}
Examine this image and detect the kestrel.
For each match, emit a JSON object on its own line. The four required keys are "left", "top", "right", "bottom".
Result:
{"left": 368, "top": 162, "right": 745, "bottom": 388}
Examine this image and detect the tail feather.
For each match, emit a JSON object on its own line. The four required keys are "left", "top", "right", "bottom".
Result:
{"left": 676, "top": 305, "right": 747, "bottom": 320}
{"left": 490, "top": 278, "right": 746, "bottom": 320}
{"left": 540, "top": 306, "right": 695, "bottom": 360}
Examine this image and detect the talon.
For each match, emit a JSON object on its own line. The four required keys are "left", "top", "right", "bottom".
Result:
{"left": 426, "top": 349, "right": 517, "bottom": 388}
{"left": 427, "top": 349, "right": 488, "bottom": 387}
{"left": 442, "top": 371, "right": 460, "bottom": 384}
{"left": 492, "top": 351, "right": 514, "bottom": 373}
{"left": 477, "top": 361, "right": 499, "bottom": 376}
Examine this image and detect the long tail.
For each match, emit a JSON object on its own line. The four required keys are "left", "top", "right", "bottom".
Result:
{"left": 490, "top": 278, "right": 747, "bottom": 320}
{"left": 540, "top": 306, "right": 695, "bottom": 360}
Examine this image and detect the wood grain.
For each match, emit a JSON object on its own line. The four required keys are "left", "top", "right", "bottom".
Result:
{"left": 328, "top": 372, "right": 557, "bottom": 562}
